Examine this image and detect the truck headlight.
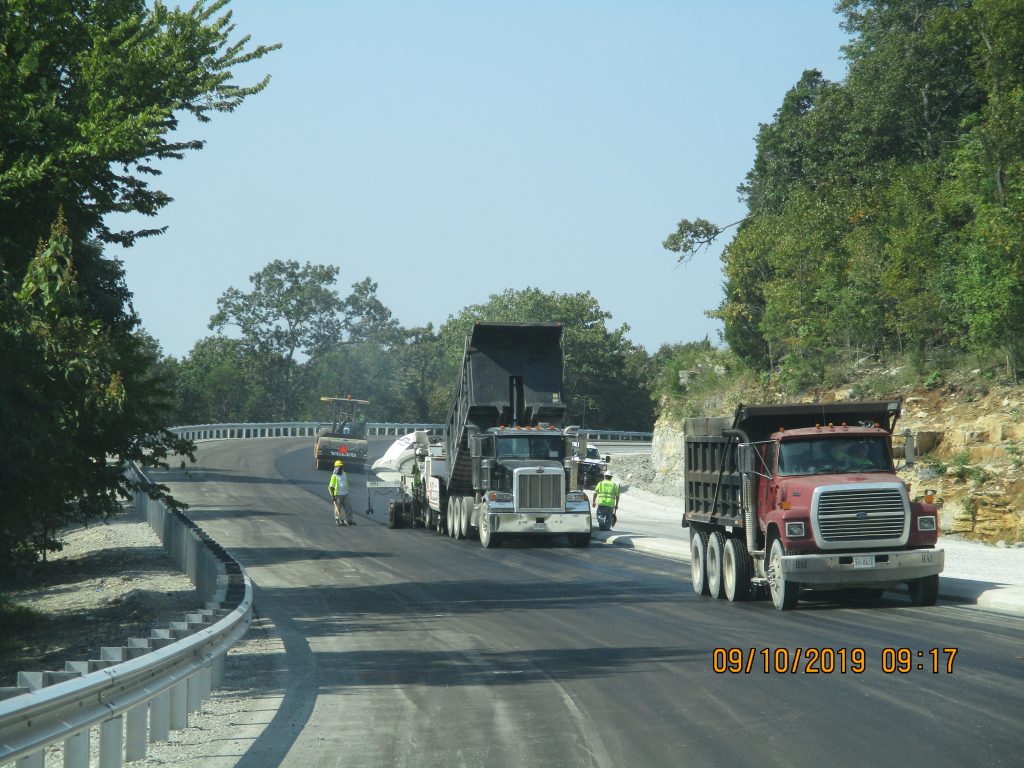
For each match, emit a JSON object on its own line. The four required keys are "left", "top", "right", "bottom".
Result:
{"left": 917, "top": 516, "right": 936, "bottom": 531}
{"left": 785, "top": 521, "right": 806, "bottom": 538}
{"left": 566, "top": 491, "right": 587, "bottom": 502}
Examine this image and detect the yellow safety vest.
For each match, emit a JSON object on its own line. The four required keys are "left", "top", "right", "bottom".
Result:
{"left": 595, "top": 479, "right": 619, "bottom": 507}
{"left": 329, "top": 471, "right": 348, "bottom": 496}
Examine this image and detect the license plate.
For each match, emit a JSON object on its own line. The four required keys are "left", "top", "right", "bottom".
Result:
{"left": 534, "top": 522, "right": 548, "bottom": 530}
{"left": 853, "top": 556, "right": 875, "bottom": 569}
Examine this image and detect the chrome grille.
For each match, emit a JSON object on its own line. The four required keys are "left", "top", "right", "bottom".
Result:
{"left": 815, "top": 487, "right": 907, "bottom": 543}
{"left": 516, "top": 472, "right": 563, "bottom": 510}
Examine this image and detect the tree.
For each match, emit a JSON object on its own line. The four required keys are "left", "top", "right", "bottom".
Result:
{"left": 209, "top": 260, "right": 344, "bottom": 420}
{"left": 0, "top": 0, "right": 280, "bottom": 270}
{"left": 664, "top": 0, "right": 1023, "bottom": 384}
{"left": 342, "top": 277, "right": 402, "bottom": 346}
{"left": 0, "top": 1, "right": 277, "bottom": 564}
{"left": 1, "top": 216, "right": 193, "bottom": 565}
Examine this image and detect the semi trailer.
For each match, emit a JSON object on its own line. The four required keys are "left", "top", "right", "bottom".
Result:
{"left": 684, "top": 400, "right": 944, "bottom": 610}
{"left": 384, "top": 322, "right": 592, "bottom": 547}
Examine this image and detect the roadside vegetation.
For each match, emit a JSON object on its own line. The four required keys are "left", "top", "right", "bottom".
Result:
{"left": 0, "top": 1, "right": 278, "bottom": 566}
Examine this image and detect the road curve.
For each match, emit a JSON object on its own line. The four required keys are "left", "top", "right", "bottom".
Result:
{"left": 150, "top": 437, "right": 1024, "bottom": 768}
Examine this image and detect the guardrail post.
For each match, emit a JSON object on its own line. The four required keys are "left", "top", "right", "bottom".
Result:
{"left": 186, "top": 672, "right": 203, "bottom": 714}
{"left": 125, "top": 703, "right": 148, "bottom": 761}
{"left": 198, "top": 663, "right": 212, "bottom": 701}
{"left": 149, "top": 690, "right": 170, "bottom": 742}
{"left": 212, "top": 652, "right": 226, "bottom": 687}
{"left": 169, "top": 679, "right": 188, "bottom": 730}
{"left": 14, "top": 750, "right": 43, "bottom": 767}
{"left": 64, "top": 729, "right": 90, "bottom": 767}
{"left": 99, "top": 715, "right": 123, "bottom": 768}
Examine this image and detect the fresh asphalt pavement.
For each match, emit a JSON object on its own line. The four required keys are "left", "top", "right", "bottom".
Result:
{"left": 149, "top": 437, "right": 1024, "bottom": 768}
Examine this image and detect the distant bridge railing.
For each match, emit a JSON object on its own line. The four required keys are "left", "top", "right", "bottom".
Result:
{"left": 169, "top": 422, "right": 653, "bottom": 442}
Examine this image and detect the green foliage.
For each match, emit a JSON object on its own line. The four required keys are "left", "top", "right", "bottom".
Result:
{"left": 0, "top": 0, "right": 280, "bottom": 270}
{"left": 950, "top": 451, "right": 972, "bottom": 481}
{"left": 1, "top": 216, "right": 194, "bottom": 565}
{"left": 208, "top": 260, "right": 345, "bottom": 420}
{"left": 0, "top": 1, "right": 276, "bottom": 564}
{"left": 1005, "top": 440, "right": 1023, "bottom": 469}
{"left": 666, "top": 0, "right": 1024, "bottom": 386}
{"left": 918, "top": 453, "right": 948, "bottom": 476}
{"left": 173, "top": 283, "right": 659, "bottom": 431}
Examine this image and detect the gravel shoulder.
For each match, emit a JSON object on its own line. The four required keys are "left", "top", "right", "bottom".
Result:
{"left": 0, "top": 508, "right": 204, "bottom": 687}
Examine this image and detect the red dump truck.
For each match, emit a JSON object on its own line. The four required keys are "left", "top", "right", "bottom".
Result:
{"left": 683, "top": 400, "right": 944, "bottom": 610}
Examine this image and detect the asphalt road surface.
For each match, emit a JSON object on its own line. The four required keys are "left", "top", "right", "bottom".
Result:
{"left": 152, "top": 437, "right": 1024, "bottom": 768}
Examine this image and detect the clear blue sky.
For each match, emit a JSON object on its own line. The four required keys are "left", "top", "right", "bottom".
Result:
{"left": 113, "top": 0, "right": 851, "bottom": 359}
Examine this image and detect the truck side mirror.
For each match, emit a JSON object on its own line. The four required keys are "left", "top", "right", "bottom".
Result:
{"left": 737, "top": 443, "right": 755, "bottom": 476}
{"left": 470, "top": 433, "right": 495, "bottom": 458}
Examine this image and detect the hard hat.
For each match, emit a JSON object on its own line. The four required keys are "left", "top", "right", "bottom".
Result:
{"left": 604, "top": 470, "right": 613, "bottom": 477}
{"left": 334, "top": 460, "right": 343, "bottom": 467}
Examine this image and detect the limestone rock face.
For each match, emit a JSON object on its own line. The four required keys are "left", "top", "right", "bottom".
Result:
{"left": 650, "top": 419, "right": 686, "bottom": 497}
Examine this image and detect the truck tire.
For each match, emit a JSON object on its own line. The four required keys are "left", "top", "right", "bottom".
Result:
{"left": 459, "top": 496, "right": 471, "bottom": 539}
{"left": 449, "top": 499, "right": 461, "bottom": 539}
{"left": 723, "top": 537, "right": 753, "bottom": 602}
{"left": 568, "top": 532, "right": 591, "bottom": 548}
{"left": 907, "top": 574, "right": 938, "bottom": 606}
{"left": 706, "top": 531, "right": 726, "bottom": 599}
{"left": 479, "top": 511, "right": 502, "bottom": 548}
{"left": 768, "top": 537, "right": 799, "bottom": 610}
{"left": 690, "top": 529, "right": 711, "bottom": 596}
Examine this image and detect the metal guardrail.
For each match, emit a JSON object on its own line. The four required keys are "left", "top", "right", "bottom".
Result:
{"left": 0, "top": 466, "right": 252, "bottom": 768}
{"left": 169, "top": 422, "right": 653, "bottom": 442}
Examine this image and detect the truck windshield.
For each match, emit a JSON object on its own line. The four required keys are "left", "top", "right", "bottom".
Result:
{"left": 777, "top": 438, "right": 890, "bottom": 476}
{"left": 496, "top": 435, "right": 563, "bottom": 460}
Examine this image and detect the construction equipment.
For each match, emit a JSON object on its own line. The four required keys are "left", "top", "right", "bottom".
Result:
{"left": 314, "top": 396, "right": 370, "bottom": 471}
{"left": 683, "top": 400, "right": 943, "bottom": 609}
{"left": 377, "top": 322, "right": 591, "bottom": 547}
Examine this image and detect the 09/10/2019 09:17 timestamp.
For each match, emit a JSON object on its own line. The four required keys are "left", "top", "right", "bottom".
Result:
{"left": 712, "top": 647, "right": 958, "bottom": 675}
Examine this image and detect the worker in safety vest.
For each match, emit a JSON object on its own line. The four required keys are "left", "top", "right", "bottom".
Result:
{"left": 329, "top": 460, "right": 356, "bottom": 526}
{"left": 592, "top": 470, "right": 619, "bottom": 528}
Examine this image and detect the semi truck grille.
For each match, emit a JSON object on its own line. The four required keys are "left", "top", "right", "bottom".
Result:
{"left": 516, "top": 472, "right": 563, "bottom": 510}
{"left": 814, "top": 486, "right": 908, "bottom": 544}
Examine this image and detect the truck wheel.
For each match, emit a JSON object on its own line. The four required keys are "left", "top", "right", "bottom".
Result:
{"left": 568, "top": 532, "right": 591, "bottom": 548}
{"left": 723, "top": 537, "right": 753, "bottom": 602}
{"left": 689, "top": 529, "right": 710, "bottom": 596}
{"left": 479, "top": 512, "right": 502, "bottom": 548}
{"left": 707, "top": 532, "right": 726, "bottom": 599}
{"left": 907, "top": 574, "right": 939, "bottom": 606}
{"left": 450, "top": 499, "right": 462, "bottom": 539}
{"left": 768, "top": 538, "right": 799, "bottom": 610}
{"left": 459, "top": 496, "right": 471, "bottom": 539}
